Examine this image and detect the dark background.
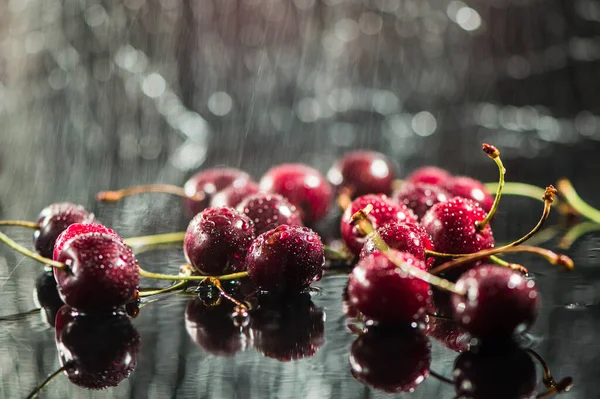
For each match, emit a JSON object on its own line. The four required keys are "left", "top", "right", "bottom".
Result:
{"left": 1, "top": 0, "right": 600, "bottom": 398}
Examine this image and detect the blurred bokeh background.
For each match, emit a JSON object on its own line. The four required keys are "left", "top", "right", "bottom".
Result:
{"left": 1, "top": 0, "right": 600, "bottom": 398}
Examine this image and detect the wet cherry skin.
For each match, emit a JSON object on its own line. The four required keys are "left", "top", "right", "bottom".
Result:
{"left": 245, "top": 225, "right": 324, "bottom": 293}
{"left": 445, "top": 176, "right": 494, "bottom": 213}
{"left": 405, "top": 166, "right": 452, "bottom": 186}
{"left": 259, "top": 163, "right": 332, "bottom": 224}
{"left": 33, "top": 203, "right": 96, "bottom": 258}
{"left": 393, "top": 182, "right": 450, "bottom": 219}
{"left": 327, "top": 150, "right": 396, "bottom": 197}
{"left": 53, "top": 223, "right": 120, "bottom": 261}
{"left": 236, "top": 192, "right": 303, "bottom": 235}
{"left": 184, "top": 207, "right": 255, "bottom": 275}
{"left": 209, "top": 180, "right": 260, "bottom": 208}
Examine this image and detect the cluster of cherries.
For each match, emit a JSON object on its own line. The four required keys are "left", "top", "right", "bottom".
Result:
{"left": 0, "top": 144, "right": 577, "bottom": 398}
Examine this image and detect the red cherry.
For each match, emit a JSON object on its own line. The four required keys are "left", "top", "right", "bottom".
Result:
{"left": 183, "top": 168, "right": 253, "bottom": 215}
{"left": 327, "top": 150, "right": 396, "bottom": 196}
{"left": 209, "top": 180, "right": 260, "bottom": 208}
{"left": 33, "top": 203, "right": 96, "bottom": 258}
{"left": 54, "top": 232, "right": 139, "bottom": 311}
{"left": 426, "top": 317, "right": 471, "bottom": 353}
{"left": 451, "top": 265, "right": 539, "bottom": 338}
{"left": 445, "top": 176, "right": 494, "bottom": 212}
{"left": 259, "top": 163, "right": 332, "bottom": 224}
{"left": 421, "top": 197, "right": 495, "bottom": 255}
{"left": 54, "top": 306, "right": 139, "bottom": 390}
{"left": 341, "top": 194, "right": 417, "bottom": 256}
{"left": 184, "top": 207, "right": 255, "bottom": 275}
{"left": 347, "top": 251, "right": 431, "bottom": 324}
{"left": 53, "top": 223, "right": 120, "bottom": 261}
{"left": 393, "top": 182, "right": 450, "bottom": 219}
{"left": 251, "top": 293, "right": 325, "bottom": 361}
{"left": 245, "top": 225, "right": 324, "bottom": 293}
{"left": 350, "top": 325, "right": 431, "bottom": 393}
{"left": 360, "top": 221, "right": 434, "bottom": 268}
{"left": 405, "top": 166, "right": 452, "bottom": 186}
{"left": 236, "top": 192, "right": 303, "bottom": 235}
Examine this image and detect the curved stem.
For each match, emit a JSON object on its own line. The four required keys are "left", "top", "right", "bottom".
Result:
{"left": 123, "top": 232, "right": 185, "bottom": 249}
{"left": 489, "top": 255, "right": 529, "bottom": 274}
{"left": 208, "top": 277, "right": 248, "bottom": 311}
{"left": 137, "top": 266, "right": 249, "bottom": 282}
{"left": 557, "top": 178, "right": 600, "bottom": 223}
{"left": 485, "top": 182, "right": 564, "bottom": 208}
{"left": 96, "top": 184, "right": 204, "bottom": 203}
{"left": 476, "top": 144, "right": 505, "bottom": 230}
{"left": 0, "top": 231, "right": 66, "bottom": 269}
{"left": 526, "top": 349, "right": 555, "bottom": 388}
{"left": 0, "top": 221, "right": 39, "bottom": 229}
{"left": 26, "top": 364, "right": 68, "bottom": 399}
{"left": 350, "top": 207, "right": 464, "bottom": 296}
{"left": 536, "top": 377, "right": 573, "bottom": 398}
{"left": 138, "top": 281, "right": 188, "bottom": 298}
{"left": 429, "top": 245, "right": 574, "bottom": 275}
{"left": 558, "top": 221, "right": 600, "bottom": 249}
{"left": 429, "top": 370, "right": 454, "bottom": 385}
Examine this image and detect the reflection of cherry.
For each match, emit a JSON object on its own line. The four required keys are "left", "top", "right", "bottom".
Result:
{"left": 54, "top": 306, "right": 140, "bottom": 390}
{"left": 185, "top": 299, "right": 250, "bottom": 356}
{"left": 350, "top": 325, "right": 431, "bottom": 393}
{"left": 426, "top": 316, "right": 471, "bottom": 353}
{"left": 250, "top": 293, "right": 325, "bottom": 361}
{"left": 33, "top": 270, "right": 64, "bottom": 327}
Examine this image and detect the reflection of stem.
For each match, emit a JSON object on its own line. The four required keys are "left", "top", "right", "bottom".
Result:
{"left": 557, "top": 178, "right": 600, "bottom": 223}
{"left": 429, "top": 370, "right": 454, "bottom": 385}
{"left": 26, "top": 364, "right": 69, "bottom": 399}
{"left": 208, "top": 277, "right": 247, "bottom": 311}
{"left": 535, "top": 377, "right": 573, "bottom": 398}
{"left": 123, "top": 232, "right": 185, "bottom": 249}
{"left": 0, "top": 308, "right": 42, "bottom": 322}
{"left": 138, "top": 281, "right": 188, "bottom": 298}
{"left": 558, "top": 221, "right": 600, "bottom": 249}
{"left": 526, "top": 349, "right": 555, "bottom": 387}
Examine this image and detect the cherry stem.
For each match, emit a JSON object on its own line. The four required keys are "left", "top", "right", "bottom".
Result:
{"left": 206, "top": 277, "right": 248, "bottom": 311}
{"left": 137, "top": 265, "right": 249, "bottom": 282}
{"left": 323, "top": 245, "right": 350, "bottom": 261}
{"left": 526, "top": 348, "right": 556, "bottom": 388}
{"left": 429, "top": 245, "right": 574, "bottom": 275}
{"left": 337, "top": 188, "right": 352, "bottom": 211}
{"left": 350, "top": 206, "right": 465, "bottom": 296}
{"left": 0, "top": 231, "right": 66, "bottom": 269}
{"left": 26, "top": 364, "right": 69, "bottom": 399}
{"left": 0, "top": 220, "right": 39, "bottom": 229}
{"left": 0, "top": 308, "right": 43, "bottom": 322}
{"left": 96, "top": 184, "right": 204, "bottom": 203}
{"left": 488, "top": 255, "right": 529, "bottom": 274}
{"left": 557, "top": 178, "right": 600, "bottom": 223}
{"left": 429, "top": 370, "right": 454, "bottom": 385}
{"left": 485, "top": 181, "right": 566, "bottom": 212}
{"left": 536, "top": 377, "right": 574, "bottom": 398}
{"left": 123, "top": 232, "right": 185, "bottom": 249}
{"left": 138, "top": 281, "right": 188, "bottom": 298}
{"left": 476, "top": 144, "right": 505, "bottom": 230}
{"left": 558, "top": 221, "right": 600, "bottom": 249}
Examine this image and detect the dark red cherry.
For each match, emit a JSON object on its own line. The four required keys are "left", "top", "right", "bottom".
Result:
{"left": 251, "top": 293, "right": 325, "bottom": 361}
{"left": 245, "top": 225, "right": 324, "bottom": 292}
{"left": 453, "top": 342, "right": 537, "bottom": 399}
{"left": 452, "top": 265, "right": 539, "bottom": 339}
{"left": 421, "top": 197, "right": 495, "bottom": 255}
{"left": 341, "top": 194, "right": 417, "bottom": 256}
{"left": 360, "top": 221, "right": 434, "bottom": 267}
{"left": 236, "top": 193, "right": 303, "bottom": 235}
{"left": 259, "top": 163, "right": 332, "bottom": 224}
{"left": 446, "top": 176, "right": 494, "bottom": 213}
{"left": 33, "top": 270, "right": 64, "bottom": 327}
{"left": 393, "top": 182, "right": 451, "bottom": 219}
{"left": 347, "top": 251, "right": 431, "bottom": 324}
{"left": 405, "top": 166, "right": 452, "bottom": 186}
{"left": 54, "top": 233, "right": 139, "bottom": 311}
{"left": 327, "top": 150, "right": 396, "bottom": 197}
{"left": 350, "top": 325, "right": 431, "bottom": 393}
{"left": 342, "top": 280, "right": 359, "bottom": 319}
{"left": 55, "top": 306, "right": 139, "bottom": 390}
{"left": 183, "top": 168, "right": 253, "bottom": 215}
{"left": 426, "top": 317, "right": 471, "bottom": 353}
{"left": 53, "top": 223, "right": 120, "bottom": 261}
{"left": 184, "top": 207, "right": 255, "bottom": 275}
{"left": 33, "top": 203, "right": 96, "bottom": 258}
{"left": 209, "top": 180, "right": 260, "bottom": 208}
{"left": 185, "top": 299, "right": 250, "bottom": 356}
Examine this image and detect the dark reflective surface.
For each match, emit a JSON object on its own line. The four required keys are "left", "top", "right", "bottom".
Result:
{"left": 1, "top": 1, "right": 600, "bottom": 398}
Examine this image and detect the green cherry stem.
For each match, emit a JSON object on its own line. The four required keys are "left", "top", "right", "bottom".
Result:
{"left": 123, "top": 232, "right": 185, "bottom": 249}
{"left": 0, "top": 231, "right": 66, "bottom": 269}
{"left": 557, "top": 178, "right": 600, "bottom": 223}
{"left": 26, "top": 364, "right": 69, "bottom": 399}
{"left": 96, "top": 184, "right": 204, "bottom": 203}
{"left": 476, "top": 143, "right": 505, "bottom": 230}
{"left": 526, "top": 349, "right": 574, "bottom": 398}
{"left": 137, "top": 265, "right": 249, "bottom": 282}
{"left": 558, "top": 221, "right": 600, "bottom": 249}
{"left": 0, "top": 220, "right": 39, "bottom": 229}
{"left": 137, "top": 281, "right": 188, "bottom": 298}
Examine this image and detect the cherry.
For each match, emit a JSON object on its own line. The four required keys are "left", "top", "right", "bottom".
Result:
{"left": 359, "top": 221, "right": 434, "bottom": 267}
{"left": 33, "top": 270, "right": 64, "bottom": 327}
{"left": 184, "top": 207, "right": 255, "bottom": 275}
{"left": 209, "top": 180, "right": 260, "bottom": 209}
{"left": 347, "top": 251, "right": 430, "bottom": 324}
{"left": 259, "top": 163, "right": 332, "bottom": 224}
{"left": 184, "top": 168, "right": 253, "bottom": 215}
{"left": 53, "top": 223, "right": 120, "bottom": 261}
{"left": 54, "top": 306, "right": 139, "bottom": 390}
{"left": 426, "top": 316, "right": 471, "bottom": 353}
{"left": 185, "top": 299, "right": 250, "bottom": 356}
{"left": 405, "top": 166, "right": 452, "bottom": 186}
{"left": 341, "top": 194, "right": 417, "bottom": 256}
{"left": 250, "top": 293, "right": 325, "bottom": 361}
{"left": 452, "top": 265, "right": 539, "bottom": 339}
{"left": 327, "top": 150, "right": 396, "bottom": 197}
{"left": 236, "top": 192, "right": 303, "bottom": 235}
{"left": 350, "top": 325, "right": 431, "bottom": 393}
{"left": 33, "top": 203, "right": 96, "bottom": 258}
{"left": 54, "top": 232, "right": 140, "bottom": 311}
{"left": 245, "top": 225, "right": 324, "bottom": 293}
{"left": 393, "top": 182, "right": 450, "bottom": 219}
{"left": 445, "top": 175, "right": 494, "bottom": 213}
